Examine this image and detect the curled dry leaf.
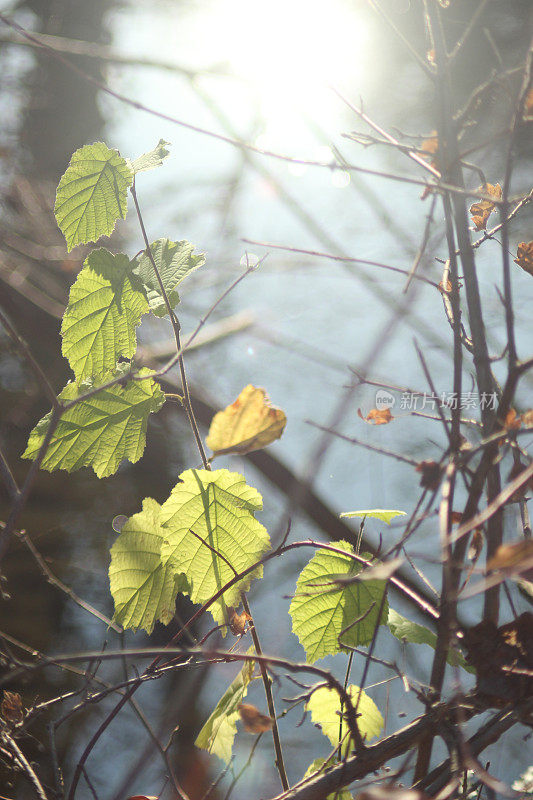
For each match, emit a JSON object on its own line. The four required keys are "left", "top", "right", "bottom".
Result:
{"left": 415, "top": 460, "right": 442, "bottom": 491}
{"left": 497, "top": 409, "right": 521, "bottom": 448}
{"left": 420, "top": 133, "right": 439, "bottom": 159}
{"left": 487, "top": 539, "right": 533, "bottom": 582}
{"left": 514, "top": 241, "right": 533, "bottom": 276}
{"left": 227, "top": 606, "right": 252, "bottom": 636}
{"left": 503, "top": 408, "right": 521, "bottom": 431}
{"left": 469, "top": 183, "right": 502, "bottom": 231}
{"left": 1, "top": 690, "right": 23, "bottom": 724}
{"left": 206, "top": 384, "right": 287, "bottom": 457}
{"left": 237, "top": 702, "right": 273, "bottom": 733}
{"left": 357, "top": 408, "right": 393, "bottom": 425}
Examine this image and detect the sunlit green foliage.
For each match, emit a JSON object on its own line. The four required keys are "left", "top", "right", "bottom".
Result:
{"left": 109, "top": 498, "right": 183, "bottom": 633}
{"left": 23, "top": 366, "right": 165, "bottom": 478}
{"left": 195, "top": 656, "right": 256, "bottom": 764}
{"left": 160, "top": 469, "right": 270, "bottom": 627}
{"left": 290, "top": 542, "right": 388, "bottom": 663}
{"left": 61, "top": 248, "right": 148, "bottom": 381}
{"left": 133, "top": 238, "right": 205, "bottom": 317}
{"left": 54, "top": 142, "right": 133, "bottom": 250}
{"left": 307, "top": 684, "right": 383, "bottom": 752}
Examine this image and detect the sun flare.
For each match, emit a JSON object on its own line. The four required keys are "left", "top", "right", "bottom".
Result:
{"left": 198, "top": 0, "right": 368, "bottom": 152}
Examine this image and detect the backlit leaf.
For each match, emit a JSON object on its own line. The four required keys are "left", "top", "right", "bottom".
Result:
{"left": 388, "top": 609, "right": 472, "bottom": 671}
{"left": 340, "top": 509, "right": 406, "bottom": 525}
{"left": 195, "top": 656, "right": 255, "bottom": 764}
{"left": 133, "top": 238, "right": 205, "bottom": 317}
{"left": 206, "top": 384, "right": 287, "bottom": 457}
{"left": 307, "top": 684, "right": 383, "bottom": 752}
{"left": 109, "top": 498, "right": 183, "bottom": 633}
{"left": 61, "top": 248, "right": 148, "bottom": 381}
{"left": 289, "top": 542, "right": 388, "bottom": 663}
{"left": 160, "top": 469, "right": 270, "bottom": 627}
{"left": 22, "top": 366, "right": 165, "bottom": 478}
{"left": 1, "top": 690, "right": 23, "bottom": 724}
{"left": 54, "top": 142, "right": 133, "bottom": 251}
{"left": 131, "top": 139, "right": 171, "bottom": 174}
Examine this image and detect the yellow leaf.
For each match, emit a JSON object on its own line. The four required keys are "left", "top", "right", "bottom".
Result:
{"left": 206, "top": 385, "right": 287, "bottom": 457}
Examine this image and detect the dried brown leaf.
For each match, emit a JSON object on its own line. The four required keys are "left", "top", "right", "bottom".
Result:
{"left": 238, "top": 703, "right": 273, "bottom": 733}
{"left": 420, "top": 133, "right": 439, "bottom": 158}
{"left": 1, "top": 690, "right": 23, "bottom": 724}
{"left": 357, "top": 407, "right": 393, "bottom": 425}
{"left": 227, "top": 607, "right": 252, "bottom": 636}
{"left": 469, "top": 183, "right": 502, "bottom": 231}
{"left": 514, "top": 241, "right": 533, "bottom": 276}
{"left": 521, "top": 409, "right": 533, "bottom": 428}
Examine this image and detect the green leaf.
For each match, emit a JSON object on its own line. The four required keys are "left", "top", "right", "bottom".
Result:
{"left": 55, "top": 142, "right": 133, "bottom": 251}
{"left": 195, "top": 656, "right": 255, "bottom": 764}
{"left": 387, "top": 609, "right": 473, "bottom": 672}
{"left": 160, "top": 469, "right": 270, "bottom": 627}
{"left": 22, "top": 366, "right": 165, "bottom": 478}
{"left": 133, "top": 238, "right": 205, "bottom": 317}
{"left": 61, "top": 248, "right": 148, "bottom": 382}
{"left": 304, "top": 759, "right": 352, "bottom": 800}
{"left": 340, "top": 509, "right": 406, "bottom": 525}
{"left": 307, "top": 684, "right": 383, "bottom": 752}
{"left": 131, "top": 139, "right": 171, "bottom": 173}
{"left": 289, "top": 542, "right": 388, "bottom": 663}
{"left": 109, "top": 498, "right": 183, "bottom": 633}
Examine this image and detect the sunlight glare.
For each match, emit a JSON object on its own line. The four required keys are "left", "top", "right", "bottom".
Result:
{"left": 200, "top": 0, "right": 367, "bottom": 151}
